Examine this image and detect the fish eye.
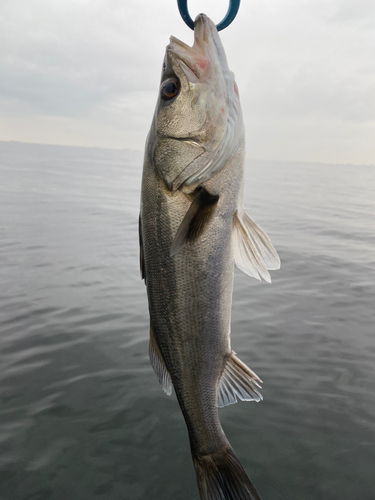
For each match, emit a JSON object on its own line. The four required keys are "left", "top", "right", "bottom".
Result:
{"left": 161, "top": 78, "right": 180, "bottom": 101}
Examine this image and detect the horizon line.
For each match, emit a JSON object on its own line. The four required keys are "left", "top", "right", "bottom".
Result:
{"left": 1, "top": 140, "right": 373, "bottom": 168}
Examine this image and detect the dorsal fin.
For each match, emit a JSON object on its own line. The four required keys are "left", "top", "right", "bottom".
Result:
{"left": 149, "top": 323, "right": 172, "bottom": 396}
{"left": 217, "top": 351, "right": 263, "bottom": 407}
{"left": 170, "top": 187, "right": 219, "bottom": 257}
{"left": 139, "top": 214, "right": 146, "bottom": 285}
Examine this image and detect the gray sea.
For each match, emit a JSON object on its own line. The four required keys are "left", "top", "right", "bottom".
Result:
{"left": 0, "top": 140, "right": 374, "bottom": 500}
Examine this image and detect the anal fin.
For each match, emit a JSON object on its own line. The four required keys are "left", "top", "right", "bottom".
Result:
{"left": 170, "top": 187, "right": 219, "bottom": 257}
{"left": 217, "top": 351, "right": 263, "bottom": 407}
{"left": 149, "top": 324, "right": 172, "bottom": 396}
{"left": 233, "top": 210, "right": 280, "bottom": 283}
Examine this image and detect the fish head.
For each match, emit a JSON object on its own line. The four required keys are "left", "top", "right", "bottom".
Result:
{"left": 149, "top": 14, "right": 244, "bottom": 191}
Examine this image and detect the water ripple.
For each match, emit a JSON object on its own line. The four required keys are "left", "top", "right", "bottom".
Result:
{"left": 0, "top": 143, "right": 374, "bottom": 500}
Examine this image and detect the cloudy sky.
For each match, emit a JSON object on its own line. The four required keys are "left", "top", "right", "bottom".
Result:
{"left": 1, "top": 0, "right": 374, "bottom": 164}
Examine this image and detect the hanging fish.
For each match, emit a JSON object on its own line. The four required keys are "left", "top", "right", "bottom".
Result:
{"left": 139, "top": 13, "right": 279, "bottom": 500}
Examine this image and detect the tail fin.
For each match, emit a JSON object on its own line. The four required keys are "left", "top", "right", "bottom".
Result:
{"left": 193, "top": 447, "right": 262, "bottom": 500}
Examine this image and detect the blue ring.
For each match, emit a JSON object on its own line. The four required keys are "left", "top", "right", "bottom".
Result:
{"left": 177, "top": 0, "right": 241, "bottom": 31}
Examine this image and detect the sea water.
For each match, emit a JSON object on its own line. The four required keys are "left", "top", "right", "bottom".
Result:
{"left": 0, "top": 141, "right": 374, "bottom": 500}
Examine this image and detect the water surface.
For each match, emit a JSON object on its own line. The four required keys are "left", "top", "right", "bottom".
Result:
{"left": 0, "top": 141, "right": 374, "bottom": 499}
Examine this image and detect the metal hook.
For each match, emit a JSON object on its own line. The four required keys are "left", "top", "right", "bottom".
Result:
{"left": 177, "top": 0, "right": 241, "bottom": 32}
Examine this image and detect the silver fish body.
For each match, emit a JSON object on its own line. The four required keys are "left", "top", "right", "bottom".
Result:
{"left": 140, "top": 14, "right": 279, "bottom": 500}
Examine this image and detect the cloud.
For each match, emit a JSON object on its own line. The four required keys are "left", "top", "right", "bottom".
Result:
{"left": 0, "top": 0, "right": 164, "bottom": 116}
{"left": 241, "top": 63, "right": 375, "bottom": 124}
{"left": 329, "top": 0, "right": 375, "bottom": 27}
{"left": 0, "top": 0, "right": 374, "bottom": 164}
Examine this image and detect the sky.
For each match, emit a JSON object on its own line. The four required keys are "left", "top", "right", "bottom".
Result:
{"left": 0, "top": 0, "right": 374, "bottom": 164}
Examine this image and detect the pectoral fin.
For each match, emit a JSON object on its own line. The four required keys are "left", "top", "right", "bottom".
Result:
{"left": 217, "top": 351, "right": 263, "bottom": 408}
{"left": 149, "top": 324, "right": 172, "bottom": 396}
{"left": 170, "top": 187, "right": 219, "bottom": 257}
{"left": 233, "top": 210, "right": 280, "bottom": 283}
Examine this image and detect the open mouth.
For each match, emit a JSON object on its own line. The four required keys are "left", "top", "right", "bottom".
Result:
{"left": 167, "top": 14, "right": 229, "bottom": 83}
{"left": 168, "top": 36, "right": 208, "bottom": 81}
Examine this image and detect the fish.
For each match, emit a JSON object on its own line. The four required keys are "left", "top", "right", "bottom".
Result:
{"left": 139, "top": 13, "right": 280, "bottom": 500}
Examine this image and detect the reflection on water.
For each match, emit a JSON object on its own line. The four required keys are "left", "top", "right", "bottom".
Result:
{"left": 0, "top": 141, "right": 374, "bottom": 499}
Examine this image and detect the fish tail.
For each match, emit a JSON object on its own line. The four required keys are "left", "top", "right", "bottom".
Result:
{"left": 192, "top": 446, "right": 262, "bottom": 500}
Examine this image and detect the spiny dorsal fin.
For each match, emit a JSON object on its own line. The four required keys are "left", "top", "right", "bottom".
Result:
{"left": 233, "top": 210, "right": 280, "bottom": 283}
{"left": 170, "top": 187, "right": 219, "bottom": 257}
{"left": 139, "top": 214, "right": 146, "bottom": 284}
{"left": 217, "top": 351, "right": 263, "bottom": 408}
{"left": 149, "top": 323, "right": 172, "bottom": 396}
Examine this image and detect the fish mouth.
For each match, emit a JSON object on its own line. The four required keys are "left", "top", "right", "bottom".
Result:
{"left": 167, "top": 13, "right": 229, "bottom": 81}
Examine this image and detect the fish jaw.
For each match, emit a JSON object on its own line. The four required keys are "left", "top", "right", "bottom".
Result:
{"left": 168, "top": 13, "right": 230, "bottom": 84}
